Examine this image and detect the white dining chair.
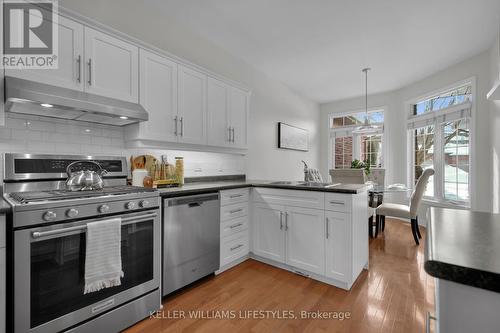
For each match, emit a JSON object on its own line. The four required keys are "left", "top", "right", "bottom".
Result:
{"left": 375, "top": 168, "right": 435, "bottom": 245}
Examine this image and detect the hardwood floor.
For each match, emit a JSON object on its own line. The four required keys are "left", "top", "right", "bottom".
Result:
{"left": 125, "top": 218, "right": 434, "bottom": 333}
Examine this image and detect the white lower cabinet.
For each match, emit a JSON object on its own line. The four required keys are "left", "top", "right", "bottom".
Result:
{"left": 218, "top": 189, "right": 250, "bottom": 273}
{"left": 252, "top": 204, "right": 325, "bottom": 274}
{"left": 325, "top": 211, "right": 350, "bottom": 282}
{"left": 220, "top": 230, "right": 249, "bottom": 267}
{"left": 252, "top": 203, "right": 286, "bottom": 263}
{"left": 285, "top": 207, "right": 325, "bottom": 275}
{"left": 251, "top": 188, "right": 368, "bottom": 290}
{"left": 216, "top": 188, "right": 368, "bottom": 290}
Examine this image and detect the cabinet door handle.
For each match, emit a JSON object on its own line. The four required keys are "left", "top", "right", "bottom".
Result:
{"left": 180, "top": 117, "right": 184, "bottom": 137}
{"left": 229, "top": 223, "right": 243, "bottom": 229}
{"left": 329, "top": 201, "right": 345, "bottom": 205}
{"left": 229, "top": 194, "right": 243, "bottom": 199}
{"left": 229, "top": 208, "right": 243, "bottom": 214}
{"left": 326, "top": 217, "right": 329, "bottom": 239}
{"left": 174, "top": 116, "right": 178, "bottom": 136}
{"left": 228, "top": 127, "right": 232, "bottom": 142}
{"left": 87, "top": 59, "right": 92, "bottom": 86}
{"left": 285, "top": 212, "right": 289, "bottom": 231}
{"left": 279, "top": 211, "right": 283, "bottom": 230}
{"left": 230, "top": 244, "right": 243, "bottom": 251}
{"left": 76, "top": 55, "right": 81, "bottom": 83}
{"left": 426, "top": 312, "right": 436, "bottom": 333}
{"left": 231, "top": 128, "right": 235, "bottom": 143}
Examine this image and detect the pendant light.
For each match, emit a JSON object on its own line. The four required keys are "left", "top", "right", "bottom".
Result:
{"left": 352, "top": 67, "right": 379, "bottom": 134}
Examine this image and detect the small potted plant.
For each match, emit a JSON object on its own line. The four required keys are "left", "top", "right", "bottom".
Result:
{"left": 351, "top": 159, "right": 371, "bottom": 176}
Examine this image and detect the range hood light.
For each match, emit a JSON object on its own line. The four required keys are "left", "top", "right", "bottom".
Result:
{"left": 40, "top": 103, "right": 53, "bottom": 108}
{"left": 119, "top": 116, "right": 129, "bottom": 120}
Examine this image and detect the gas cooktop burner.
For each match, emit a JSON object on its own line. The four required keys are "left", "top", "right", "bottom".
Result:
{"left": 9, "top": 186, "right": 156, "bottom": 204}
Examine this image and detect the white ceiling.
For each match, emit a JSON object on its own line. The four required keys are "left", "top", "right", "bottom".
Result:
{"left": 150, "top": 0, "right": 500, "bottom": 103}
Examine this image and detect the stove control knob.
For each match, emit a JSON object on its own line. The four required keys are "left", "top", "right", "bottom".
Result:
{"left": 43, "top": 211, "right": 57, "bottom": 221}
{"left": 139, "top": 200, "right": 149, "bottom": 208}
{"left": 66, "top": 208, "right": 79, "bottom": 218}
{"left": 98, "top": 204, "right": 110, "bottom": 214}
{"left": 125, "top": 202, "right": 136, "bottom": 210}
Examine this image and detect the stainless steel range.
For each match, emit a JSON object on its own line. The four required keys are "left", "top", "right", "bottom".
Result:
{"left": 3, "top": 153, "right": 161, "bottom": 333}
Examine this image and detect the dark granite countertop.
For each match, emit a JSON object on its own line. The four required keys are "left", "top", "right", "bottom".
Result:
{"left": 425, "top": 207, "right": 500, "bottom": 293}
{"left": 0, "top": 198, "right": 11, "bottom": 214}
{"left": 158, "top": 180, "right": 369, "bottom": 198}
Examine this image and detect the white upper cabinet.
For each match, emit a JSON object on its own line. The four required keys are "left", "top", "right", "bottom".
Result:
{"left": 84, "top": 27, "right": 139, "bottom": 102}
{"left": 5, "top": 15, "right": 84, "bottom": 90}
{"left": 285, "top": 206, "right": 325, "bottom": 275}
{"left": 207, "top": 77, "right": 231, "bottom": 147}
{"left": 206, "top": 77, "right": 249, "bottom": 149}
{"left": 136, "top": 49, "right": 178, "bottom": 142}
{"left": 2, "top": 11, "right": 250, "bottom": 149}
{"left": 252, "top": 203, "right": 286, "bottom": 263}
{"left": 177, "top": 65, "right": 207, "bottom": 145}
{"left": 325, "top": 211, "right": 351, "bottom": 282}
{"left": 229, "top": 87, "right": 249, "bottom": 149}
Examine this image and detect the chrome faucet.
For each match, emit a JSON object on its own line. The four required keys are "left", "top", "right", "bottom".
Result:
{"left": 301, "top": 160, "right": 309, "bottom": 181}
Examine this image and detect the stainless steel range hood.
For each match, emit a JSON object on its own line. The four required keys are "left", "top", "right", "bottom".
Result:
{"left": 4, "top": 76, "right": 148, "bottom": 126}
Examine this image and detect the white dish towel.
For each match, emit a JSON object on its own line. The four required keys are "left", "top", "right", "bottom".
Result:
{"left": 84, "top": 218, "right": 124, "bottom": 294}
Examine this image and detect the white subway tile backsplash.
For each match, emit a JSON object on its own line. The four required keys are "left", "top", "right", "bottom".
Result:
{"left": 80, "top": 144, "right": 103, "bottom": 154}
{"left": 26, "top": 141, "right": 56, "bottom": 153}
{"left": 111, "top": 137, "right": 124, "bottom": 147}
{"left": 0, "top": 114, "right": 246, "bottom": 176}
{"left": 91, "top": 136, "right": 112, "bottom": 145}
{"left": 55, "top": 143, "right": 82, "bottom": 154}
{"left": 12, "top": 129, "right": 43, "bottom": 141}
{"left": 1, "top": 140, "right": 26, "bottom": 152}
{"left": 26, "top": 120, "right": 56, "bottom": 132}
{"left": 5, "top": 117, "right": 29, "bottom": 130}
{"left": 55, "top": 123, "right": 81, "bottom": 134}
{"left": 0, "top": 128, "right": 11, "bottom": 140}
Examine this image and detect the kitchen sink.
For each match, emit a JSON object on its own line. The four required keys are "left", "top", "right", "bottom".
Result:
{"left": 297, "top": 181, "right": 341, "bottom": 188}
{"left": 268, "top": 181, "right": 341, "bottom": 188}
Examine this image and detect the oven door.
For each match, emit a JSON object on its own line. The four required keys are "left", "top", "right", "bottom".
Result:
{"left": 14, "top": 210, "right": 160, "bottom": 333}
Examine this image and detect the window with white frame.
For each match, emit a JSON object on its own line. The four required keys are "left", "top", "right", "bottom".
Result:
{"left": 408, "top": 82, "right": 472, "bottom": 205}
{"left": 329, "top": 110, "right": 384, "bottom": 169}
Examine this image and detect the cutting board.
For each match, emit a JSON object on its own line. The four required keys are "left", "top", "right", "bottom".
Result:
{"left": 131, "top": 155, "right": 157, "bottom": 173}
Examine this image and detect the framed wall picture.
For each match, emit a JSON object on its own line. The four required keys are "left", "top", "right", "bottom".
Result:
{"left": 278, "top": 122, "right": 309, "bottom": 152}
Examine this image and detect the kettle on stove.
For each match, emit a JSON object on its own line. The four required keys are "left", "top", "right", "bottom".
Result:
{"left": 65, "top": 160, "right": 108, "bottom": 191}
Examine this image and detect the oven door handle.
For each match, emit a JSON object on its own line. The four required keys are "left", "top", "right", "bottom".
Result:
{"left": 31, "top": 212, "right": 158, "bottom": 239}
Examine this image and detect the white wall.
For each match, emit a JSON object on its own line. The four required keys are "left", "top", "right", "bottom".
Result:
{"left": 320, "top": 48, "right": 494, "bottom": 221}
{"left": 56, "top": 0, "right": 320, "bottom": 181}
{"left": 489, "top": 31, "right": 500, "bottom": 213}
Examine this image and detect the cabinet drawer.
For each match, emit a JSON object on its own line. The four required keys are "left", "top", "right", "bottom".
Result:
{"left": 253, "top": 188, "right": 324, "bottom": 210}
{"left": 325, "top": 193, "right": 352, "bottom": 213}
{"left": 221, "top": 230, "right": 249, "bottom": 267}
{"left": 221, "top": 216, "right": 248, "bottom": 237}
{"left": 221, "top": 202, "right": 248, "bottom": 221}
{"left": 220, "top": 188, "right": 249, "bottom": 206}
{"left": 0, "top": 215, "right": 5, "bottom": 248}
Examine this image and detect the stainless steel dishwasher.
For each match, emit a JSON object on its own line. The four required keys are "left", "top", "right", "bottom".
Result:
{"left": 163, "top": 192, "right": 220, "bottom": 295}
